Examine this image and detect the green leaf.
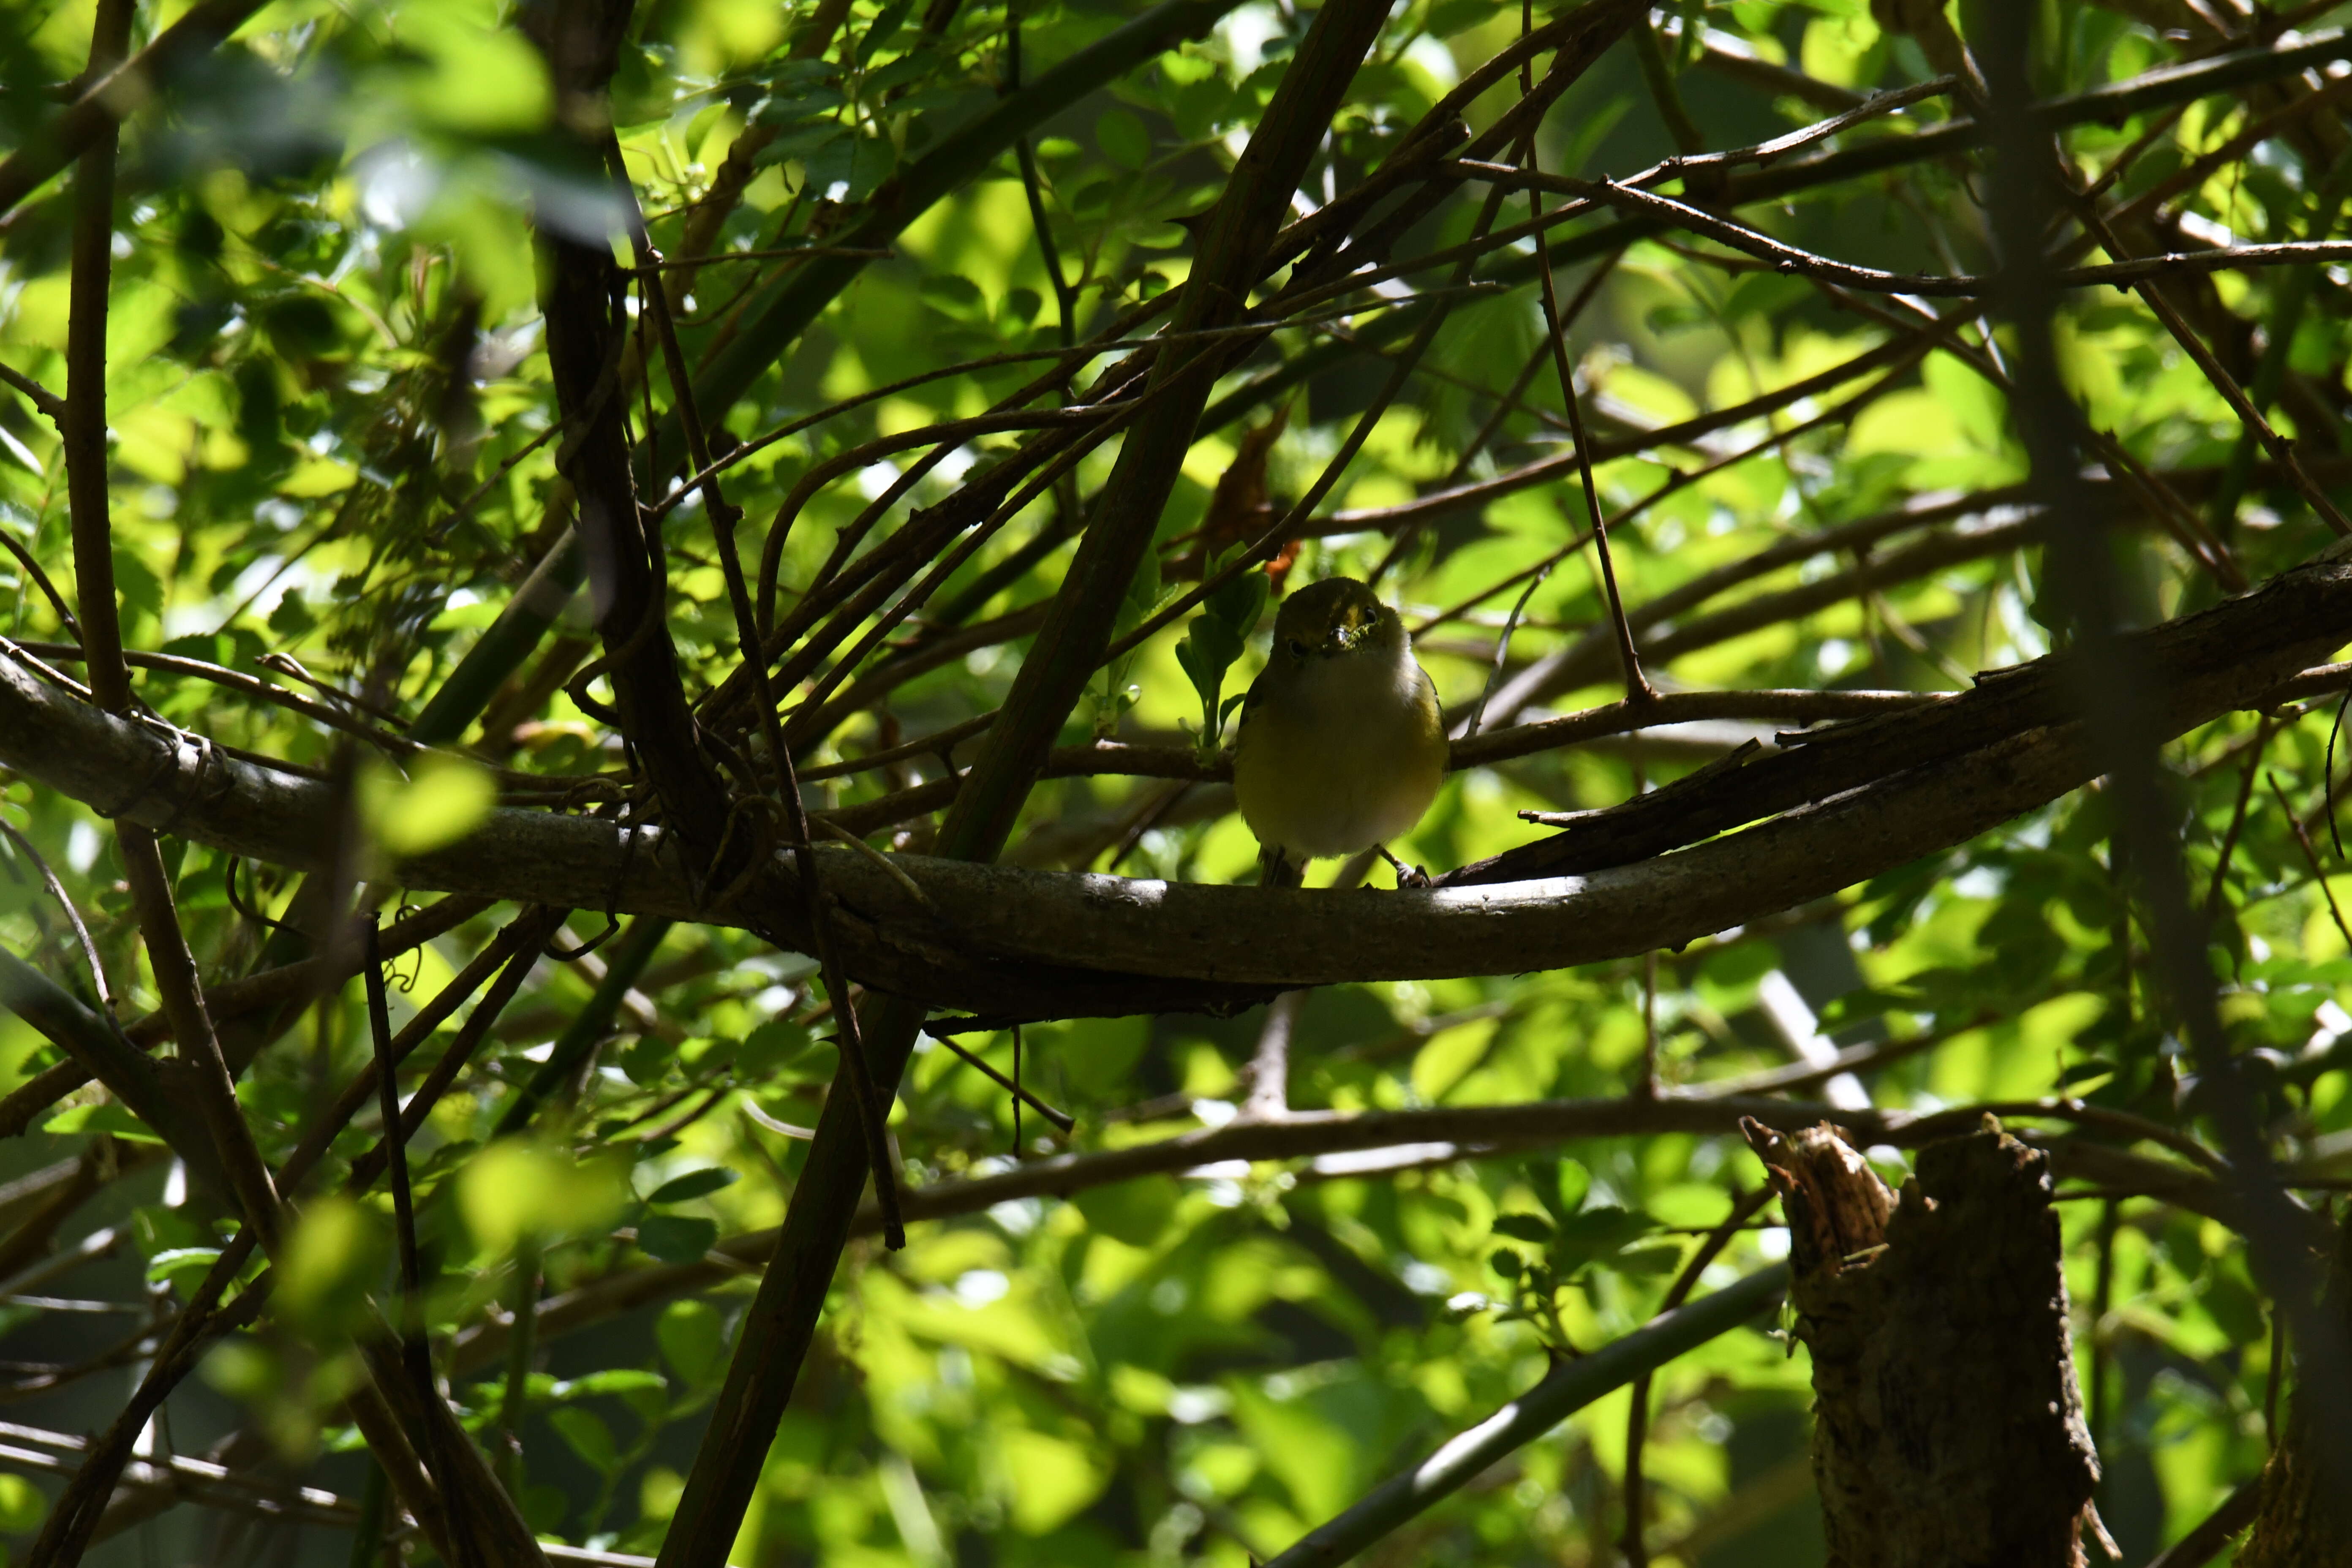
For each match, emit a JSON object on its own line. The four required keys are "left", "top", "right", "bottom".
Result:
{"left": 920, "top": 274, "right": 986, "bottom": 315}
{"left": 805, "top": 131, "right": 893, "bottom": 199}
{"left": 1045, "top": 1015, "right": 1148, "bottom": 1095}
{"left": 1490, "top": 1212, "right": 1555, "bottom": 1244}
{"left": 1120, "top": 543, "right": 1163, "bottom": 626}
{"left": 1426, "top": 0, "right": 1501, "bottom": 35}
{"left": 112, "top": 548, "right": 164, "bottom": 623}
{"left": 277, "top": 1195, "right": 388, "bottom": 1340}
{"left": 752, "top": 121, "right": 851, "bottom": 165}
{"left": 738, "top": 1020, "right": 814, "bottom": 1078}
{"left": 866, "top": 48, "right": 943, "bottom": 93}
{"left": 549, "top": 1406, "right": 620, "bottom": 1472}
{"left": 852, "top": 0, "right": 914, "bottom": 64}
{"left": 647, "top": 1167, "right": 739, "bottom": 1206}
{"left": 637, "top": 1214, "right": 721, "bottom": 1263}
{"left": 145, "top": 1247, "right": 223, "bottom": 1285}
{"left": 658, "top": 1300, "right": 725, "bottom": 1385}
{"left": 753, "top": 84, "right": 848, "bottom": 124}
{"left": 1097, "top": 108, "right": 1150, "bottom": 169}
{"left": 1530, "top": 1158, "right": 1590, "bottom": 1222}
{"left": 1813, "top": 985, "right": 1926, "bottom": 1030}
{"left": 555, "top": 1368, "right": 669, "bottom": 1399}
{"left": 259, "top": 295, "right": 340, "bottom": 357}
{"left": 369, "top": 756, "right": 497, "bottom": 858}
{"left": 620, "top": 1034, "right": 676, "bottom": 1087}
{"left": 1174, "top": 618, "right": 1244, "bottom": 704}
{"left": 459, "top": 1140, "right": 629, "bottom": 1254}
{"left": 2055, "top": 1058, "right": 2118, "bottom": 1089}
{"left": 1204, "top": 564, "right": 1269, "bottom": 634}
{"left": 44, "top": 1102, "right": 164, "bottom": 1143}
{"left": 267, "top": 589, "right": 316, "bottom": 639}
{"left": 1550, "top": 1207, "right": 1661, "bottom": 1277}
{"left": 1071, "top": 1177, "right": 1177, "bottom": 1247}
{"left": 758, "top": 59, "right": 838, "bottom": 97}
{"left": 160, "top": 632, "right": 231, "bottom": 664}
{"left": 1613, "top": 1244, "right": 1687, "bottom": 1277}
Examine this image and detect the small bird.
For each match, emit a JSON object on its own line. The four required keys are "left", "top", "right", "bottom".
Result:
{"left": 1231, "top": 576, "right": 1448, "bottom": 888}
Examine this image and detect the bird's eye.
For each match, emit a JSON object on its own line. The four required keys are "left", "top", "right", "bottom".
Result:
{"left": 1288, "top": 638, "right": 1311, "bottom": 657}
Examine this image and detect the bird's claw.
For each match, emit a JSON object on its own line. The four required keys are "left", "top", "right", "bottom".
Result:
{"left": 1377, "top": 846, "right": 1431, "bottom": 889}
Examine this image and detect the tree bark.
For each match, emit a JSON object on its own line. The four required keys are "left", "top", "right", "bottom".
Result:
{"left": 523, "top": 0, "right": 739, "bottom": 886}
{"left": 2237, "top": 1221, "right": 2352, "bottom": 1566}
{"left": 1745, "top": 1116, "right": 2112, "bottom": 1568}
{"left": 5, "top": 555, "right": 2349, "bottom": 1014}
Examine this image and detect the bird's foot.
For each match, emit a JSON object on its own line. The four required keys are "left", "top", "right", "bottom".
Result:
{"left": 1259, "top": 846, "right": 1306, "bottom": 889}
{"left": 1377, "top": 845, "right": 1430, "bottom": 889}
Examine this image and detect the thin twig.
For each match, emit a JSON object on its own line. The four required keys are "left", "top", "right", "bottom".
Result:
{"left": 438, "top": 422, "right": 561, "bottom": 538}
{"left": 1462, "top": 562, "right": 1553, "bottom": 738}
{"left": 2141, "top": 1477, "right": 2262, "bottom": 1568}
{"left": 383, "top": 932, "right": 552, "bottom": 1160}
{"left": 1243, "top": 991, "right": 1308, "bottom": 1122}
{"left": 362, "top": 918, "right": 429, "bottom": 1364}
{"left": 610, "top": 155, "right": 906, "bottom": 1250}
{"left": 54, "top": 0, "right": 286, "bottom": 1250}
{"left": 0, "top": 820, "right": 112, "bottom": 1013}
{"left": 1517, "top": 35, "right": 1650, "bottom": 706}
{"left": 2204, "top": 714, "right": 2276, "bottom": 920}
{"left": 496, "top": 1236, "right": 539, "bottom": 1495}
{"left": 2268, "top": 771, "right": 2352, "bottom": 954}
{"left": 638, "top": 245, "right": 895, "bottom": 267}
{"left": 1622, "top": 1186, "right": 1772, "bottom": 1566}
{"left": 928, "top": 1029, "right": 1075, "bottom": 1133}
{"left": 0, "top": 528, "right": 77, "bottom": 636}
{"left": 1465, "top": 162, "right": 2352, "bottom": 311}
{"left": 359, "top": 917, "right": 487, "bottom": 1560}
{"left": 0, "top": 363, "right": 65, "bottom": 424}
{"left": 2073, "top": 204, "right": 2352, "bottom": 538}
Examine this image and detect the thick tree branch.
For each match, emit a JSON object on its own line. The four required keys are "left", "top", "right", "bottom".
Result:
{"left": 527, "top": 1, "right": 737, "bottom": 887}
{"left": 5, "top": 558, "right": 2350, "bottom": 1015}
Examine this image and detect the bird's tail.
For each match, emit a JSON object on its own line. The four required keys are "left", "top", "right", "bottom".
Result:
{"left": 1260, "top": 847, "right": 1305, "bottom": 888}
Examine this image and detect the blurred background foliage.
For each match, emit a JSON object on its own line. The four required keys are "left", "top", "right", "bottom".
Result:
{"left": 0, "top": 0, "right": 2347, "bottom": 1560}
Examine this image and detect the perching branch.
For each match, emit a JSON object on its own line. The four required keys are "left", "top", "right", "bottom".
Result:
{"left": 5, "top": 557, "right": 2351, "bottom": 1015}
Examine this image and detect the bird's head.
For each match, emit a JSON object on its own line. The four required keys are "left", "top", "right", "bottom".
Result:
{"left": 1271, "top": 576, "right": 1397, "bottom": 662}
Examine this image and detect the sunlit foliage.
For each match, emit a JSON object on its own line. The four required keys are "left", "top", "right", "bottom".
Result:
{"left": 1, "top": 0, "right": 2347, "bottom": 1560}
